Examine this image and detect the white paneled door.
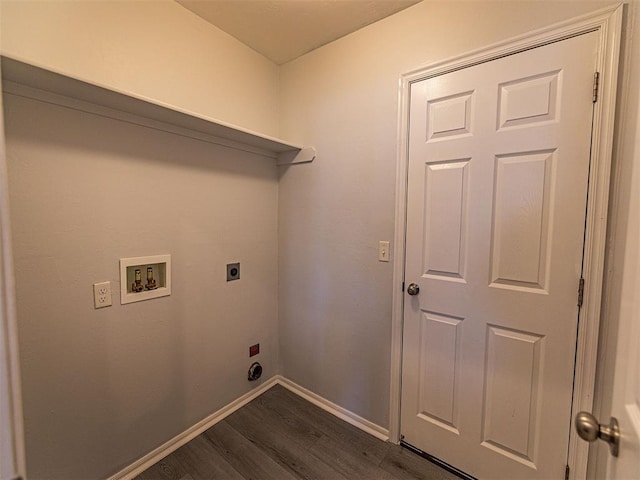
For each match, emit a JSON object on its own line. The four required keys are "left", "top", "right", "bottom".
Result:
{"left": 401, "top": 32, "right": 599, "bottom": 479}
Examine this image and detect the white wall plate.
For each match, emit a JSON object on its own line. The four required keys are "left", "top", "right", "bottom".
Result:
{"left": 120, "top": 254, "right": 171, "bottom": 305}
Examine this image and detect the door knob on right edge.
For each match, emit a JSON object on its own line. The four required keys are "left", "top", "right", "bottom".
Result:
{"left": 575, "top": 411, "right": 620, "bottom": 457}
{"left": 407, "top": 283, "right": 420, "bottom": 296}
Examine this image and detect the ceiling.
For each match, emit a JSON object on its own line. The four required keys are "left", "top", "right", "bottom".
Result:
{"left": 176, "top": 0, "right": 422, "bottom": 65}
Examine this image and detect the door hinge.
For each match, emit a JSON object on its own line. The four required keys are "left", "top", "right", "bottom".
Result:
{"left": 565, "top": 464, "right": 570, "bottom": 480}
{"left": 593, "top": 72, "right": 600, "bottom": 103}
{"left": 578, "top": 278, "right": 585, "bottom": 307}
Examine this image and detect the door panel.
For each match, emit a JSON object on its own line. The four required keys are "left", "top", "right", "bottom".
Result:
{"left": 482, "top": 326, "right": 543, "bottom": 465}
{"left": 401, "top": 32, "right": 599, "bottom": 480}
{"left": 423, "top": 160, "right": 469, "bottom": 280}
{"left": 491, "top": 150, "right": 554, "bottom": 291}
{"left": 418, "top": 311, "right": 463, "bottom": 431}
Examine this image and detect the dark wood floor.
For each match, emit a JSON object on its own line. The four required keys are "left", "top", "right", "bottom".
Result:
{"left": 135, "top": 384, "right": 458, "bottom": 480}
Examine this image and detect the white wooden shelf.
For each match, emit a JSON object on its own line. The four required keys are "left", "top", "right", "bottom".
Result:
{"left": 1, "top": 56, "right": 315, "bottom": 165}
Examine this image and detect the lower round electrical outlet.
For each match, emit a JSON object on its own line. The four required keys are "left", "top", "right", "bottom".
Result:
{"left": 248, "top": 362, "right": 262, "bottom": 381}
{"left": 227, "top": 263, "right": 240, "bottom": 281}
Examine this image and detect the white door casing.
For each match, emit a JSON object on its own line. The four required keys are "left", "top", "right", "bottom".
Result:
{"left": 389, "top": 5, "right": 623, "bottom": 480}
{"left": 0, "top": 56, "right": 26, "bottom": 480}
{"left": 596, "top": 3, "right": 640, "bottom": 476}
{"left": 603, "top": 219, "right": 640, "bottom": 479}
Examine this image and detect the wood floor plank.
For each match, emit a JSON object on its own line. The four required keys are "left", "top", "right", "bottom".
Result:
{"left": 135, "top": 459, "right": 185, "bottom": 480}
{"left": 226, "top": 403, "right": 348, "bottom": 480}
{"left": 135, "top": 384, "right": 461, "bottom": 480}
{"left": 168, "top": 435, "right": 245, "bottom": 480}
{"left": 379, "top": 445, "right": 460, "bottom": 480}
{"left": 203, "top": 420, "right": 299, "bottom": 480}
{"left": 263, "top": 385, "right": 391, "bottom": 465}
{"left": 308, "top": 434, "right": 397, "bottom": 480}
{"left": 238, "top": 390, "right": 323, "bottom": 450}
{"left": 135, "top": 435, "right": 244, "bottom": 480}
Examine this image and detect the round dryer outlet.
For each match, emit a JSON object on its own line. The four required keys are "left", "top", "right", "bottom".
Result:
{"left": 248, "top": 362, "right": 262, "bottom": 381}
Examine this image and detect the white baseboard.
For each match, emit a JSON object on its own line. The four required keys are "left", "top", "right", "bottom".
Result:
{"left": 108, "top": 375, "right": 390, "bottom": 479}
{"left": 276, "top": 376, "right": 390, "bottom": 441}
{"left": 107, "top": 376, "right": 279, "bottom": 480}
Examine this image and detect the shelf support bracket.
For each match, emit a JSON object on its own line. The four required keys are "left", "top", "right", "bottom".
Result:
{"left": 277, "top": 146, "right": 317, "bottom": 166}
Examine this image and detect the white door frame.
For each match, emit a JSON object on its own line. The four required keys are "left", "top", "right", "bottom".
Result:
{"left": 389, "top": 5, "right": 623, "bottom": 479}
{"left": 0, "top": 59, "right": 27, "bottom": 479}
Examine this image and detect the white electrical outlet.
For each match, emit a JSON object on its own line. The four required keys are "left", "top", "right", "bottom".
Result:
{"left": 379, "top": 241, "right": 390, "bottom": 262}
{"left": 93, "top": 281, "right": 112, "bottom": 309}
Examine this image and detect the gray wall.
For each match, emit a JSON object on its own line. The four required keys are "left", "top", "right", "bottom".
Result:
{"left": 4, "top": 93, "right": 279, "bottom": 479}
{"left": 0, "top": 2, "right": 278, "bottom": 478}
{"left": 0, "top": 0, "right": 280, "bottom": 137}
{"left": 277, "top": 0, "right": 617, "bottom": 428}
